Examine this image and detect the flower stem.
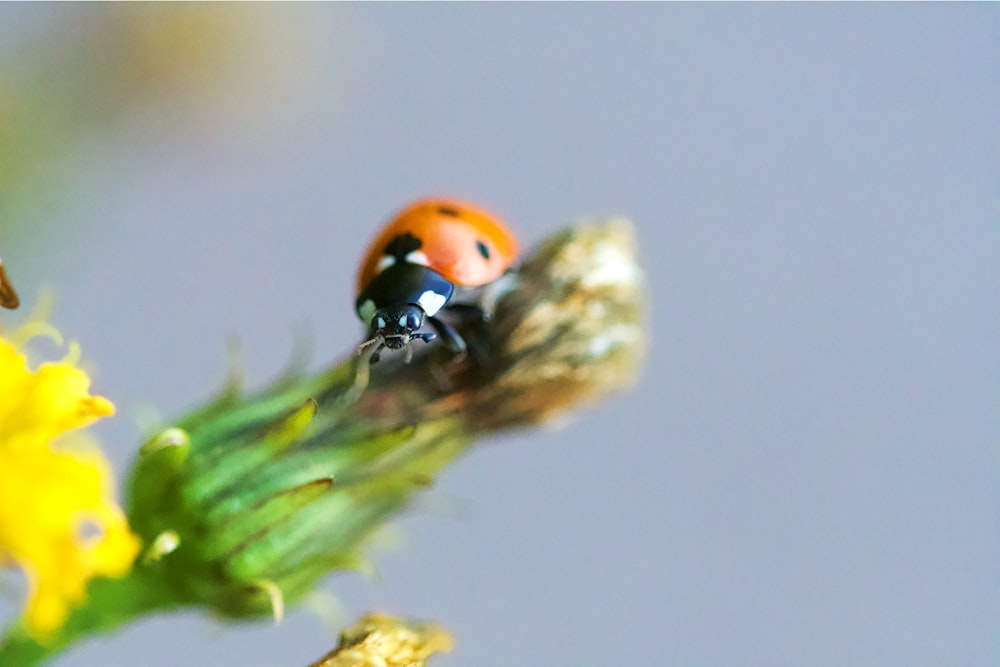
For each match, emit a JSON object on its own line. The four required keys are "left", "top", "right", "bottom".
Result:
{"left": 0, "top": 567, "right": 175, "bottom": 667}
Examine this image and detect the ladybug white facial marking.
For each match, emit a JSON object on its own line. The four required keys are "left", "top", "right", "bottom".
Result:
{"left": 404, "top": 250, "right": 430, "bottom": 266}
{"left": 375, "top": 255, "right": 396, "bottom": 274}
{"left": 416, "top": 290, "right": 447, "bottom": 317}
{"left": 358, "top": 299, "right": 376, "bottom": 324}
{"left": 376, "top": 315, "right": 386, "bottom": 330}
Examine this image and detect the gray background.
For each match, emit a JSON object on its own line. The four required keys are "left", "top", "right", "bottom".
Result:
{"left": 1, "top": 5, "right": 997, "bottom": 666}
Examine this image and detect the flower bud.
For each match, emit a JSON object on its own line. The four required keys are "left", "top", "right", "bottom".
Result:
{"left": 124, "top": 218, "right": 646, "bottom": 621}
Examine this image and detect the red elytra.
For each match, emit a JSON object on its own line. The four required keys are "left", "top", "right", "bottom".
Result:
{"left": 356, "top": 197, "right": 519, "bottom": 294}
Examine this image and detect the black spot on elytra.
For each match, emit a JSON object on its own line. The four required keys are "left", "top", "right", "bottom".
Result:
{"left": 476, "top": 240, "right": 490, "bottom": 259}
{"left": 384, "top": 233, "right": 422, "bottom": 260}
{"left": 437, "top": 206, "right": 461, "bottom": 217}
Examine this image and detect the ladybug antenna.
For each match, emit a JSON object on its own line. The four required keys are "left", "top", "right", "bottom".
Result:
{"left": 355, "top": 335, "right": 383, "bottom": 356}
{"left": 356, "top": 335, "right": 391, "bottom": 365}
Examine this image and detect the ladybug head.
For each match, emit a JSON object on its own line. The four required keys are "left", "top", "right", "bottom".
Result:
{"left": 356, "top": 303, "right": 439, "bottom": 364}
{"left": 372, "top": 304, "right": 425, "bottom": 350}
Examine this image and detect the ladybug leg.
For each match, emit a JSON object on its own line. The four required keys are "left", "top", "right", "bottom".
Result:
{"left": 403, "top": 332, "right": 437, "bottom": 364}
{"left": 442, "top": 303, "right": 488, "bottom": 323}
{"left": 438, "top": 303, "right": 495, "bottom": 363}
{"left": 426, "top": 316, "right": 468, "bottom": 358}
{"left": 370, "top": 341, "right": 387, "bottom": 364}
{"left": 371, "top": 333, "right": 436, "bottom": 365}
{"left": 411, "top": 332, "right": 438, "bottom": 344}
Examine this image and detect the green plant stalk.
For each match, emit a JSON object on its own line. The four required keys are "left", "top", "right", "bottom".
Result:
{"left": 0, "top": 219, "right": 646, "bottom": 666}
{"left": 0, "top": 568, "right": 174, "bottom": 665}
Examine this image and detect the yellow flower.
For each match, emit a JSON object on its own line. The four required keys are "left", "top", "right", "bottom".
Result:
{"left": 0, "top": 321, "right": 140, "bottom": 638}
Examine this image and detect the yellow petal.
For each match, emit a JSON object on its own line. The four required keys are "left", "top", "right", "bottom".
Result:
{"left": 0, "top": 321, "right": 138, "bottom": 638}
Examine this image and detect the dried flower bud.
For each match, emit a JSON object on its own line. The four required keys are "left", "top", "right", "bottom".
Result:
{"left": 464, "top": 217, "right": 646, "bottom": 429}
{"left": 309, "top": 613, "right": 452, "bottom": 667}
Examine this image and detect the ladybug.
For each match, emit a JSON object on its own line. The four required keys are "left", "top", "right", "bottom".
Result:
{"left": 355, "top": 197, "right": 518, "bottom": 363}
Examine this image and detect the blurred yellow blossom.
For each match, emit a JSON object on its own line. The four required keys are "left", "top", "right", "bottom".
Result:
{"left": 0, "top": 320, "right": 139, "bottom": 638}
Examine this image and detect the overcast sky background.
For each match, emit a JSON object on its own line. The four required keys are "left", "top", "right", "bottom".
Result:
{"left": 1, "top": 5, "right": 998, "bottom": 667}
